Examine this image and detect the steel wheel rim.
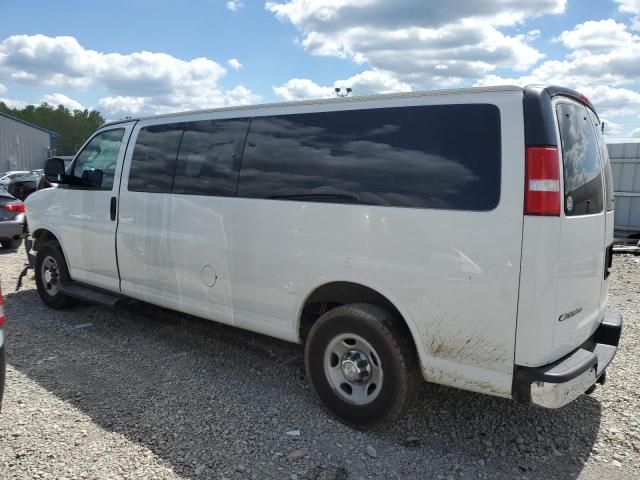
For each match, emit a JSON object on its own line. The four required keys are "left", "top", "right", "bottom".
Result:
{"left": 41, "top": 256, "right": 60, "bottom": 296}
{"left": 323, "top": 333, "right": 383, "bottom": 405}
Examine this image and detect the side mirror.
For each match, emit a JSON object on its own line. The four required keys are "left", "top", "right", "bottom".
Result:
{"left": 81, "top": 169, "right": 103, "bottom": 188}
{"left": 44, "top": 157, "right": 67, "bottom": 184}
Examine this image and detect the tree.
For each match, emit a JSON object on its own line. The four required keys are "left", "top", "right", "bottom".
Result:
{"left": 0, "top": 102, "right": 105, "bottom": 156}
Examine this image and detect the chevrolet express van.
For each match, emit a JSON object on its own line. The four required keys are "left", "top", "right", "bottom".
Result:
{"left": 25, "top": 85, "right": 622, "bottom": 428}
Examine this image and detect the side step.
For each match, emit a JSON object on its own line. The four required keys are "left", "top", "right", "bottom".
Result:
{"left": 60, "top": 282, "right": 132, "bottom": 308}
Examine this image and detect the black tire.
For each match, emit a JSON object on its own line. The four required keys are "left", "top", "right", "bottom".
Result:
{"left": 0, "top": 238, "right": 22, "bottom": 250}
{"left": 305, "top": 303, "right": 419, "bottom": 429}
{"left": 35, "top": 242, "right": 74, "bottom": 309}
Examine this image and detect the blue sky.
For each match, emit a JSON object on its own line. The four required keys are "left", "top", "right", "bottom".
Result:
{"left": 1, "top": 0, "right": 639, "bottom": 139}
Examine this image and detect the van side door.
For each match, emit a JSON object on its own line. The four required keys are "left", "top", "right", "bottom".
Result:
{"left": 116, "top": 118, "right": 248, "bottom": 325}
{"left": 57, "top": 123, "right": 135, "bottom": 291}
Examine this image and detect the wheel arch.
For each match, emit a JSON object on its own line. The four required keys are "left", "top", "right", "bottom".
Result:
{"left": 31, "top": 228, "right": 60, "bottom": 251}
{"left": 297, "top": 280, "right": 425, "bottom": 364}
{"left": 30, "top": 228, "right": 72, "bottom": 277}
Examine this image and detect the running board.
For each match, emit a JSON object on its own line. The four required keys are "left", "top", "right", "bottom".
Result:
{"left": 60, "top": 282, "right": 132, "bottom": 307}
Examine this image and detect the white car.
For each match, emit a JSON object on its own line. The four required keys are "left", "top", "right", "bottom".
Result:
{"left": 24, "top": 85, "right": 622, "bottom": 428}
{"left": 0, "top": 171, "right": 29, "bottom": 187}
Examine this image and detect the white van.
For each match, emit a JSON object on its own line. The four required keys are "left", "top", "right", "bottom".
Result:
{"left": 25, "top": 85, "right": 622, "bottom": 428}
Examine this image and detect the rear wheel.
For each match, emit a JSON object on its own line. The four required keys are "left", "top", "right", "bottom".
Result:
{"left": 0, "top": 238, "right": 22, "bottom": 250}
{"left": 35, "top": 242, "right": 74, "bottom": 309}
{"left": 305, "top": 303, "right": 419, "bottom": 429}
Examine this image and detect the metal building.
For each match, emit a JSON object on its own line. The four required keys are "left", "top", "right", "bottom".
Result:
{"left": 607, "top": 142, "right": 640, "bottom": 239}
{"left": 0, "top": 112, "right": 59, "bottom": 173}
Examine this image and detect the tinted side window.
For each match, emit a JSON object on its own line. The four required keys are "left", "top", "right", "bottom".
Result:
{"left": 556, "top": 103, "right": 603, "bottom": 216}
{"left": 172, "top": 118, "right": 249, "bottom": 196}
{"left": 72, "top": 129, "right": 125, "bottom": 190}
{"left": 238, "top": 104, "right": 501, "bottom": 210}
{"left": 587, "top": 110, "right": 614, "bottom": 211}
{"left": 128, "top": 123, "right": 184, "bottom": 193}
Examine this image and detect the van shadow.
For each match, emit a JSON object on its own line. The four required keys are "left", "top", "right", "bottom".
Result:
{"left": 4, "top": 288, "right": 601, "bottom": 479}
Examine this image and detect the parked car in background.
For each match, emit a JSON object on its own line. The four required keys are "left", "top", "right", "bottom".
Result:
{"left": 0, "top": 171, "right": 29, "bottom": 187}
{"left": 6, "top": 170, "right": 43, "bottom": 201}
{"left": 0, "top": 282, "right": 5, "bottom": 411}
{"left": 0, "top": 186, "right": 26, "bottom": 249}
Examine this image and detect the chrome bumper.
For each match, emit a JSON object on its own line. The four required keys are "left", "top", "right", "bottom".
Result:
{"left": 513, "top": 308, "right": 622, "bottom": 409}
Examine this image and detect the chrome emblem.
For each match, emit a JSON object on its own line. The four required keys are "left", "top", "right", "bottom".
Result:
{"left": 559, "top": 307, "right": 582, "bottom": 322}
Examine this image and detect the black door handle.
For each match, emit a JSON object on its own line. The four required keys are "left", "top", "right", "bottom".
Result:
{"left": 110, "top": 197, "right": 117, "bottom": 221}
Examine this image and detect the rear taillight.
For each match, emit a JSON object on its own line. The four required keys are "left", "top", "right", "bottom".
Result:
{"left": 3, "top": 202, "right": 25, "bottom": 213}
{"left": 525, "top": 146, "right": 561, "bottom": 216}
{"left": 0, "top": 285, "right": 5, "bottom": 328}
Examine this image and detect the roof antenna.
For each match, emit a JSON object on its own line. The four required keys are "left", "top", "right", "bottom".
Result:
{"left": 335, "top": 87, "right": 352, "bottom": 98}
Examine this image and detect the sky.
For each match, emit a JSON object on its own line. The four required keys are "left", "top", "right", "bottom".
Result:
{"left": 0, "top": 0, "right": 639, "bottom": 140}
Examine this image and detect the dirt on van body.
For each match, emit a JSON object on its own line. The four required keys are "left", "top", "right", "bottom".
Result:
{"left": 0, "top": 247, "right": 639, "bottom": 480}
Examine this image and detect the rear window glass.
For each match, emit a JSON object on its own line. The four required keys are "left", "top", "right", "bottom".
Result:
{"left": 587, "top": 110, "right": 614, "bottom": 212}
{"left": 238, "top": 104, "right": 501, "bottom": 211}
{"left": 556, "top": 103, "right": 603, "bottom": 216}
{"left": 128, "top": 124, "right": 184, "bottom": 193}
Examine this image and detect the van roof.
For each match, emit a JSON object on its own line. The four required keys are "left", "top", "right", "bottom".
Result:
{"left": 100, "top": 84, "right": 523, "bottom": 128}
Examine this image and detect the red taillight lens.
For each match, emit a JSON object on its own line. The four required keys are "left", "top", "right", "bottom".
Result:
{"left": 0, "top": 284, "right": 5, "bottom": 328}
{"left": 3, "top": 202, "right": 25, "bottom": 213}
{"left": 525, "top": 146, "right": 561, "bottom": 216}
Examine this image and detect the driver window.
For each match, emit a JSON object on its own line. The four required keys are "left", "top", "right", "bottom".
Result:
{"left": 72, "top": 129, "right": 125, "bottom": 189}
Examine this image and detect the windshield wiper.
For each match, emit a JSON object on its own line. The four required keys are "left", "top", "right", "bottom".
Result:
{"left": 269, "top": 193, "right": 364, "bottom": 204}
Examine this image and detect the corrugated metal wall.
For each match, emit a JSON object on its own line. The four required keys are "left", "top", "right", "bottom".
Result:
{"left": 0, "top": 115, "right": 53, "bottom": 173}
{"left": 607, "top": 142, "right": 640, "bottom": 234}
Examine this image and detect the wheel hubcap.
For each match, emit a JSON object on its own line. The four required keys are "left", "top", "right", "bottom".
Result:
{"left": 324, "top": 333, "right": 383, "bottom": 405}
{"left": 41, "top": 256, "right": 60, "bottom": 296}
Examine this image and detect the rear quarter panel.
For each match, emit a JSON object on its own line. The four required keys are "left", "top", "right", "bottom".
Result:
{"left": 228, "top": 90, "right": 526, "bottom": 398}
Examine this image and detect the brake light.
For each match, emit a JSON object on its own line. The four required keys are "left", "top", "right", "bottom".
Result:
{"left": 3, "top": 202, "right": 25, "bottom": 213}
{"left": 525, "top": 146, "right": 561, "bottom": 216}
{"left": 0, "top": 284, "right": 5, "bottom": 328}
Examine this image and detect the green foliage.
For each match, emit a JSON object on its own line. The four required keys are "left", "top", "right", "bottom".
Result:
{"left": 0, "top": 102, "right": 105, "bottom": 156}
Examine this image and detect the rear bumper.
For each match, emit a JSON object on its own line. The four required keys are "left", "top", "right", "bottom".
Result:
{"left": 0, "top": 217, "right": 26, "bottom": 240}
{"left": 513, "top": 308, "right": 622, "bottom": 408}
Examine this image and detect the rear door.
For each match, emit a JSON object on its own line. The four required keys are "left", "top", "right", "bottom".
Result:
{"left": 587, "top": 110, "right": 615, "bottom": 309}
{"left": 552, "top": 100, "right": 606, "bottom": 357}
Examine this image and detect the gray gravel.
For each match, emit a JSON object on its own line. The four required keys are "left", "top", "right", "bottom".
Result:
{"left": 0, "top": 247, "right": 639, "bottom": 479}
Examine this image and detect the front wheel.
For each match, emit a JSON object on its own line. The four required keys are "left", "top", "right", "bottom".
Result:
{"left": 305, "top": 303, "right": 419, "bottom": 429}
{"left": 35, "top": 242, "right": 74, "bottom": 309}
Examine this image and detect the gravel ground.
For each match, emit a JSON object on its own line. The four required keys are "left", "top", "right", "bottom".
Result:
{"left": 0, "top": 247, "right": 638, "bottom": 480}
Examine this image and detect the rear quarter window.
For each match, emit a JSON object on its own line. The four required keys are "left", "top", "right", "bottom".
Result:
{"left": 238, "top": 104, "right": 501, "bottom": 211}
{"left": 556, "top": 103, "right": 604, "bottom": 216}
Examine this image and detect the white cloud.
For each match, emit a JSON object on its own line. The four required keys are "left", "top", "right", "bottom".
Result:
{"left": 558, "top": 19, "right": 638, "bottom": 52}
{"left": 475, "top": 18, "right": 640, "bottom": 139}
{"left": 0, "top": 34, "right": 258, "bottom": 118}
{"left": 267, "top": 0, "right": 564, "bottom": 90}
{"left": 0, "top": 83, "right": 6, "bottom": 94}
{"left": 97, "top": 96, "right": 146, "bottom": 117}
{"left": 615, "top": 0, "right": 640, "bottom": 13}
{"left": 0, "top": 97, "right": 28, "bottom": 109}
{"left": 41, "top": 93, "right": 84, "bottom": 110}
{"left": 273, "top": 78, "right": 333, "bottom": 101}
{"left": 227, "top": 58, "right": 243, "bottom": 70}
{"left": 273, "top": 69, "right": 411, "bottom": 101}
{"left": 226, "top": 0, "right": 243, "bottom": 11}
